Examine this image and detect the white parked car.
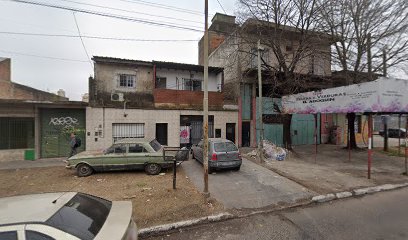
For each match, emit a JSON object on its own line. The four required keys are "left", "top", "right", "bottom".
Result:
{"left": 0, "top": 192, "right": 137, "bottom": 240}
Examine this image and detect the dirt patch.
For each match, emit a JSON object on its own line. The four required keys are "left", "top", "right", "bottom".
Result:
{"left": 0, "top": 166, "right": 224, "bottom": 228}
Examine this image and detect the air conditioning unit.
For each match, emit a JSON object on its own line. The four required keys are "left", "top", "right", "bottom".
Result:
{"left": 111, "top": 93, "right": 124, "bottom": 102}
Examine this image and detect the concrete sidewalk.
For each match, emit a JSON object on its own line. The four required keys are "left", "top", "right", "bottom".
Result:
{"left": 0, "top": 158, "right": 65, "bottom": 170}
{"left": 181, "top": 158, "right": 314, "bottom": 209}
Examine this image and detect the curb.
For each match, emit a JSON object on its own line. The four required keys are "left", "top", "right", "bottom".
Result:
{"left": 311, "top": 182, "right": 408, "bottom": 203}
{"left": 138, "top": 212, "right": 233, "bottom": 237}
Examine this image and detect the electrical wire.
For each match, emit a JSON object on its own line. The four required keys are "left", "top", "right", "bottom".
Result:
{"left": 6, "top": 0, "right": 203, "bottom": 32}
{"left": 72, "top": 12, "right": 93, "bottom": 70}
{"left": 119, "top": 0, "right": 204, "bottom": 15}
{"left": 0, "top": 31, "right": 199, "bottom": 41}
{"left": 0, "top": 49, "right": 89, "bottom": 63}
{"left": 216, "top": 0, "right": 227, "bottom": 14}
{"left": 56, "top": 0, "right": 204, "bottom": 25}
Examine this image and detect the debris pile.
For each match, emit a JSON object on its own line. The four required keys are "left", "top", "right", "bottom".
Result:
{"left": 245, "top": 140, "right": 288, "bottom": 161}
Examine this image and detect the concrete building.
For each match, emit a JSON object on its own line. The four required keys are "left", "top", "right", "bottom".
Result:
{"left": 199, "top": 13, "right": 336, "bottom": 147}
{"left": 0, "top": 57, "right": 86, "bottom": 161}
{"left": 87, "top": 56, "right": 238, "bottom": 151}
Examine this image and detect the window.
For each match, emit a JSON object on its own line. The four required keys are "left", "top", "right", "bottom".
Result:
{"left": 155, "top": 77, "right": 167, "bottom": 89}
{"left": 183, "top": 78, "right": 202, "bottom": 91}
{"left": 26, "top": 231, "right": 55, "bottom": 240}
{"left": 0, "top": 117, "right": 34, "bottom": 150}
{"left": 113, "top": 144, "right": 126, "bottom": 154}
{"left": 128, "top": 144, "right": 146, "bottom": 153}
{"left": 215, "top": 129, "right": 221, "bottom": 138}
{"left": 250, "top": 48, "right": 269, "bottom": 68}
{"left": 214, "top": 142, "right": 238, "bottom": 152}
{"left": 0, "top": 231, "right": 17, "bottom": 240}
{"left": 149, "top": 139, "right": 162, "bottom": 152}
{"left": 118, "top": 74, "right": 135, "bottom": 88}
{"left": 112, "top": 123, "right": 144, "bottom": 142}
{"left": 46, "top": 193, "right": 112, "bottom": 240}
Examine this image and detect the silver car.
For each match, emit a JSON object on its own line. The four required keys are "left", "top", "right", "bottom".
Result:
{"left": 191, "top": 138, "right": 242, "bottom": 173}
{"left": 0, "top": 192, "right": 137, "bottom": 240}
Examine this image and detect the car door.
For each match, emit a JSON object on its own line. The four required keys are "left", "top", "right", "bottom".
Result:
{"left": 196, "top": 140, "right": 204, "bottom": 163}
{"left": 103, "top": 144, "right": 127, "bottom": 171}
{"left": 126, "top": 143, "right": 149, "bottom": 170}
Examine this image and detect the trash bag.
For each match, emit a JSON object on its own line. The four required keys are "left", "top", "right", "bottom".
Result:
{"left": 262, "top": 140, "right": 287, "bottom": 161}
{"left": 175, "top": 147, "right": 189, "bottom": 161}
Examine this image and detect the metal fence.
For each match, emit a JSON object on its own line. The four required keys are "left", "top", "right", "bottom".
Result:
{"left": 0, "top": 117, "right": 34, "bottom": 149}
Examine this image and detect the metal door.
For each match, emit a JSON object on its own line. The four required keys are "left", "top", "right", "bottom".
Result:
{"left": 242, "top": 122, "right": 251, "bottom": 147}
{"left": 226, "top": 123, "right": 236, "bottom": 143}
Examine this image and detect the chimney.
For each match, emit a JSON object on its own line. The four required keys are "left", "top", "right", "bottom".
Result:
{"left": 0, "top": 58, "right": 11, "bottom": 82}
{"left": 57, "top": 89, "right": 66, "bottom": 97}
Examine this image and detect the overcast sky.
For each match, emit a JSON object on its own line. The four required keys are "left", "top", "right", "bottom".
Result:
{"left": 0, "top": 0, "right": 236, "bottom": 100}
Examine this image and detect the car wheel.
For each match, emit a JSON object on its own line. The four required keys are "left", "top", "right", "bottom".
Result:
{"left": 145, "top": 163, "right": 162, "bottom": 175}
{"left": 208, "top": 167, "right": 214, "bottom": 174}
{"left": 76, "top": 163, "right": 93, "bottom": 177}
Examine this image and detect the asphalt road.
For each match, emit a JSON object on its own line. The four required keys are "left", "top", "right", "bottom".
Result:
{"left": 143, "top": 187, "right": 408, "bottom": 240}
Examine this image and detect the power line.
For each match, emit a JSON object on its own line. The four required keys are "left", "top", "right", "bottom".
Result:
{"left": 0, "top": 31, "right": 199, "bottom": 41}
{"left": 7, "top": 0, "right": 203, "bottom": 32}
{"left": 119, "top": 0, "right": 204, "bottom": 15}
{"left": 72, "top": 12, "right": 93, "bottom": 70}
{"left": 56, "top": 0, "right": 203, "bottom": 25}
{"left": 216, "top": 0, "right": 227, "bottom": 14}
{"left": 0, "top": 49, "right": 89, "bottom": 63}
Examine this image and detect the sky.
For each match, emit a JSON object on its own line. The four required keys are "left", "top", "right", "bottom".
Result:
{"left": 0, "top": 0, "right": 236, "bottom": 100}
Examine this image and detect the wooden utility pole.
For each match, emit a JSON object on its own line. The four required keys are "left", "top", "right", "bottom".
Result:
{"left": 202, "top": 0, "right": 210, "bottom": 197}
{"left": 257, "top": 40, "right": 264, "bottom": 163}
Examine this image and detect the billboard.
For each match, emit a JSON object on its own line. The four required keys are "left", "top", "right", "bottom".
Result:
{"left": 282, "top": 77, "right": 408, "bottom": 114}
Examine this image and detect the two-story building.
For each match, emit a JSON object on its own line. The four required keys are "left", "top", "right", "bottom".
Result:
{"left": 86, "top": 56, "right": 238, "bottom": 151}
{"left": 200, "top": 13, "right": 337, "bottom": 147}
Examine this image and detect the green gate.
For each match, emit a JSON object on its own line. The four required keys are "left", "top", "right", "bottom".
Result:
{"left": 291, "top": 114, "right": 321, "bottom": 145}
{"left": 40, "top": 109, "right": 85, "bottom": 158}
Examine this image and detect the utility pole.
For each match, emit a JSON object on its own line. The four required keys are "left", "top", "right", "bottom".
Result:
{"left": 202, "top": 0, "right": 210, "bottom": 197}
{"left": 257, "top": 39, "right": 264, "bottom": 163}
{"left": 382, "top": 45, "right": 389, "bottom": 152}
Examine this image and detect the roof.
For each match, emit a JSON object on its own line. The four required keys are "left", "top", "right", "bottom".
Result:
{"left": 153, "top": 60, "right": 223, "bottom": 73}
{"left": 114, "top": 138, "right": 152, "bottom": 144}
{"left": 0, "top": 99, "right": 87, "bottom": 108}
{"left": 0, "top": 192, "right": 77, "bottom": 225}
{"left": 92, "top": 56, "right": 223, "bottom": 73}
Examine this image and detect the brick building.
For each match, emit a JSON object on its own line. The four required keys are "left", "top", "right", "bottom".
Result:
{"left": 86, "top": 56, "right": 238, "bottom": 151}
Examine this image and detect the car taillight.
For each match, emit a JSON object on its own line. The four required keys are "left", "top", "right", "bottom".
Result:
{"left": 238, "top": 153, "right": 242, "bottom": 159}
{"left": 211, "top": 153, "right": 217, "bottom": 161}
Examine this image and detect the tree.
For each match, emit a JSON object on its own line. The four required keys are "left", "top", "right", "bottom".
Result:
{"left": 236, "top": 0, "right": 331, "bottom": 148}
{"left": 319, "top": 0, "right": 408, "bottom": 148}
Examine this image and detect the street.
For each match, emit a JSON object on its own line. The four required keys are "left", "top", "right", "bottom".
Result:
{"left": 143, "top": 187, "right": 408, "bottom": 240}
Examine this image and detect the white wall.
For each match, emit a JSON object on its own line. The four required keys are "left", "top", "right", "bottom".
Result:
{"left": 86, "top": 107, "right": 238, "bottom": 151}
{"left": 155, "top": 68, "right": 221, "bottom": 92}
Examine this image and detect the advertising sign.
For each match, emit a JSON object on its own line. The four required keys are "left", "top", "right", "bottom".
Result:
{"left": 282, "top": 77, "right": 408, "bottom": 114}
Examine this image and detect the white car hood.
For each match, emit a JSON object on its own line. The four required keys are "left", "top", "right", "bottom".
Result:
{"left": 95, "top": 201, "right": 134, "bottom": 240}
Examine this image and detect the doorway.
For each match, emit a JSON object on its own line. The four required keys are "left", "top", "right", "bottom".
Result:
{"left": 156, "top": 123, "right": 168, "bottom": 145}
{"left": 242, "top": 122, "right": 251, "bottom": 147}
{"left": 226, "top": 123, "right": 236, "bottom": 143}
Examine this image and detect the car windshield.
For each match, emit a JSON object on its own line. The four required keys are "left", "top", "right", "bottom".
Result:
{"left": 46, "top": 193, "right": 112, "bottom": 240}
{"left": 150, "top": 139, "right": 162, "bottom": 152}
{"left": 214, "top": 142, "right": 238, "bottom": 152}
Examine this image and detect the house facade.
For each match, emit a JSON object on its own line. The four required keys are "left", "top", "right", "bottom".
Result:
{"left": 86, "top": 56, "right": 238, "bottom": 151}
{"left": 200, "top": 13, "right": 342, "bottom": 147}
{"left": 0, "top": 57, "right": 86, "bottom": 161}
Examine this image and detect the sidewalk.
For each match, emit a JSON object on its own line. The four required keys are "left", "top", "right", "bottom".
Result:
{"left": 0, "top": 157, "right": 65, "bottom": 170}
{"left": 182, "top": 158, "right": 314, "bottom": 210}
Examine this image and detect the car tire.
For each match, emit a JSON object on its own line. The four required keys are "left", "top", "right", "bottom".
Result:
{"left": 145, "top": 163, "right": 161, "bottom": 175}
{"left": 76, "top": 163, "right": 93, "bottom": 177}
{"left": 232, "top": 165, "right": 241, "bottom": 171}
{"left": 208, "top": 167, "right": 214, "bottom": 174}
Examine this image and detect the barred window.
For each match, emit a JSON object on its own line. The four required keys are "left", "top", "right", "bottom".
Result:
{"left": 112, "top": 123, "right": 144, "bottom": 142}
